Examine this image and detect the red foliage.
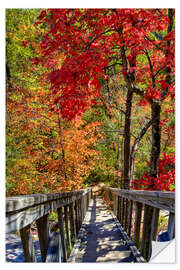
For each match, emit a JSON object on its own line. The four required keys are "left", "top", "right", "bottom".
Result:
{"left": 131, "top": 153, "right": 175, "bottom": 191}
{"left": 34, "top": 9, "right": 175, "bottom": 120}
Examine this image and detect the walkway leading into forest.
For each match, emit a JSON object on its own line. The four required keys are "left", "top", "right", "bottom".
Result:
{"left": 68, "top": 197, "right": 135, "bottom": 263}
{"left": 6, "top": 188, "right": 174, "bottom": 263}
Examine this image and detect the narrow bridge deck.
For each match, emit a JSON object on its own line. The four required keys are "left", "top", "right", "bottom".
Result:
{"left": 69, "top": 197, "right": 135, "bottom": 263}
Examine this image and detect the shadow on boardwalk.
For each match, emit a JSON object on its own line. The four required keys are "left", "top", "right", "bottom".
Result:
{"left": 76, "top": 197, "right": 134, "bottom": 263}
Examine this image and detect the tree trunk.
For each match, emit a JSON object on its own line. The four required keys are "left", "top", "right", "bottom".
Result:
{"left": 129, "top": 119, "right": 153, "bottom": 183}
{"left": 123, "top": 89, "right": 133, "bottom": 189}
{"left": 149, "top": 103, "right": 161, "bottom": 180}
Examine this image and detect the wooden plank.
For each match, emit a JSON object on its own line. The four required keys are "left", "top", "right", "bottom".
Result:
{"left": 141, "top": 205, "right": 154, "bottom": 261}
{"left": 6, "top": 189, "right": 92, "bottom": 233}
{"left": 113, "top": 194, "right": 117, "bottom": 215}
{"left": 36, "top": 214, "right": 49, "bottom": 262}
{"left": 124, "top": 199, "right": 129, "bottom": 232}
{"left": 168, "top": 212, "right": 175, "bottom": 240}
{"left": 19, "top": 224, "right": 37, "bottom": 262}
{"left": 117, "top": 196, "right": 120, "bottom": 220}
{"left": 110, "top": 209, "right": 145, "bottom": 262}
{"left": 46, "top": 231, "right": 62, "bottom": 262}
{"left": 57, "top": 207, "right": 67, "bottom": 262}
{"left": 69, "top": 201, "right": 76, "bottom": 239}
{"left": 127, "top": 200, "right": 133, "bottom": 237}
{"left": 6, "top": 188, "right": 91, "bottom": 213}
{"left": 121, "top": 198, "right": 125, "bottom": 227}
{"left": 74, "top": 200, "right": 79, "bottom": 234}
{"left": 119, "top": 196, "right": 122, "bottom": 224}
{"left": 133, "top": 202, "right": 142, "bottom": 249}
{"left": 79, "top": 199, "right": 82, "bottom": 226}
{"left": 64, "top": 205, "right": 72, "bottom": 250}
{"left": 152, "top": 208, "right": 160, "bottom": 241}
{"left": 108, "top": 188, "right": 175, "bottom": 213}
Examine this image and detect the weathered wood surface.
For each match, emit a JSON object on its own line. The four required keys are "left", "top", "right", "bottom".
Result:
{"left": 111, "top": 210, "right": 145, "bottom": 263}
{"left": 6, "top": 189, "right": 90, "bottom": 212}
{"left": 152, "top": 208, "right": 160, "bottom": 241}
{"left": 127, "top": 200, "right": 133, "bottom": 237}
{"left": 103, "top": 187, "right": 175, "bottom": 262}
{"left": 133, "top": 202, "right": 142, "bottom": 249}
{"left": 57, "top": 207, "right": 67, "bottom": 262}
{"left": 168, "top": 212, "right": 175, "bottom": 240}
{"left": 69, "top": 201, "right": 76, "bottom": 239}
{"left": 64, "top": 205, "right": 72, "bottom": 250}
{"left": 141, "top": 205, "right": 154, "bottom": 261}
{"left": 46, "top": 231, "right": 62, "bottom": 262}
{"left": 6, "top": 188, "right": 91, "bottom": 233}
{"left": 36, "top": 214, "right": 49, "bottom": 262}
{"left": 19, "top": 224, "right": 37, "bottom": 262}
{"left": 108, "top": 188, "right": 175, "bottom": 213}
{"left": 69, "top": 197, "right": 144, "bottom": 263}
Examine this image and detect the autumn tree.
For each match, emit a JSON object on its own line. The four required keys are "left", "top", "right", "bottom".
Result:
{"left": 35, "top": 9, "right": 175, "bottom": 189}
{"left": 6, "top": 9, "right": 103, "bottom": 195}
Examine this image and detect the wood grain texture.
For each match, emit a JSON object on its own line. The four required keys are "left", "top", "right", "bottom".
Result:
{"left": 133, "top": 202, "right": 142, "bottom": 249}
{"left": 124, "top": 199, "right": 129, "bottom": 232}
{"left": 19, "top": 224, "right": 37, "bottom": 262}
{"left": 108, "top": 188, "right": 175, "bottom": 213}
{"left": 57, "top": 207, "right": 67, "bottom": 262}
{"left": 69, "top": 201, "right": 76, "bottom": 239}
{"left": 141, "top": 205, "right": 154, "bottom": 261}
{"left": 36, "top": 214, "right": 49, "bottom": 262}
{"left": 127, "top": 200, "right": 133, "bottom": 237}
{"left": 6, "top": 189, "right": 91, "bottom": 233}
{"left": 64, "top": 205, "right": 72, "bottom": 250}
{"left": 46, "top": 231, "right": 62, "bottom": 262}
{"left": 6, "top": 188, "right": 91, "bottom": 213}
{"left": 152, "top": 208, "right": 160, "bottom": 241}
{"left": 168, "top": 212, "right": 175, "bottom": 240}
{"left": 110, "top": 209, "right": 145, "bottom": 262}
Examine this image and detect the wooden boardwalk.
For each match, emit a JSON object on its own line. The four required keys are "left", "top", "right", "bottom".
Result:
{"left": 6, "top": 188, "right": 174, "bottom": 263}
{"left": 68, "top": 197, "right": 135, "bottom": 263}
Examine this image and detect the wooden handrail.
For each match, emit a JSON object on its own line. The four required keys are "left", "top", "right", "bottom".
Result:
{"left": 102, "top": 187, "right": 175, "bottom": 262}
{"left": 109, "top": 188, "right": 175, "bottom": 213}
{"left": 6, "top": 188, "right": 92, "bottom": 262}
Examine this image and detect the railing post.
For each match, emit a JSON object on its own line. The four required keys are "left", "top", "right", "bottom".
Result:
{"left": 124, "top": 199, "right": 129, "bottom": 231}
{"left": 112, "top": 193, "right": 116, "bottom": 214}
{"left": 121, "top": 198, "right": 125, "bottom": 227}
{"left": 69, "top": 201, "right": 76, "bottom": 240}
{"left": 119, "top": 196, "right": 122, "bottom": 224}
{"left": 78, "top": 199, "right": 82, "bottom": 227}
{"left": 168, "top": 212, "right": 175, "bottom": 240}
{"left": 82, "top": 195, "right": 86, "bottom": 220}
{"left": 36, "top": 214, "right": 49, "bottom": 262}
{"left": 127, "top": 200, "right": 133, "bottom": 237}
{"left": 133, "top": 202, "right": 142, "bottom": 249}
{"left": 152, "top": 208, "right": 160, "bottom": 241}
{"left": 19, "top": 224, "right": 37, "bottom": 262}
{"left": 57, "top": 207, "right": 67, "bottom": 262}
{"left": 46, "top": 231, "right": 62, "bottom": 262}
{"left": 141, "top": 205, "right": 154, "bottom": 261}
{"left": 117, "top": 196, "right": 120, "bottom": 220}
{"left": 80, "top": 197, "right": 83, "bottom": 223}
{"left": 64, "top": 205, "right": 72, "bottom": 250}
{"left": 75, "top": 200, "right": 79, "bottom": 234}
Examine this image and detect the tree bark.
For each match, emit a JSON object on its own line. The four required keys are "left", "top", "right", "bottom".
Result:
{"left": 123, "top": 89, "right": 133, "bottom": 189}
{"left": 129, "top": 119, "right": 153, "bottom": 183}
{"left": 149, "top": 103, "right": 161, "bottom": 180}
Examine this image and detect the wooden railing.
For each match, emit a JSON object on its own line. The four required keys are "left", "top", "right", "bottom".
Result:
{"left": 6, "top": 188, "right": 92, "bottom": 262}
{"left": 103, "top": 187, "right": 175, "bottom": 262}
